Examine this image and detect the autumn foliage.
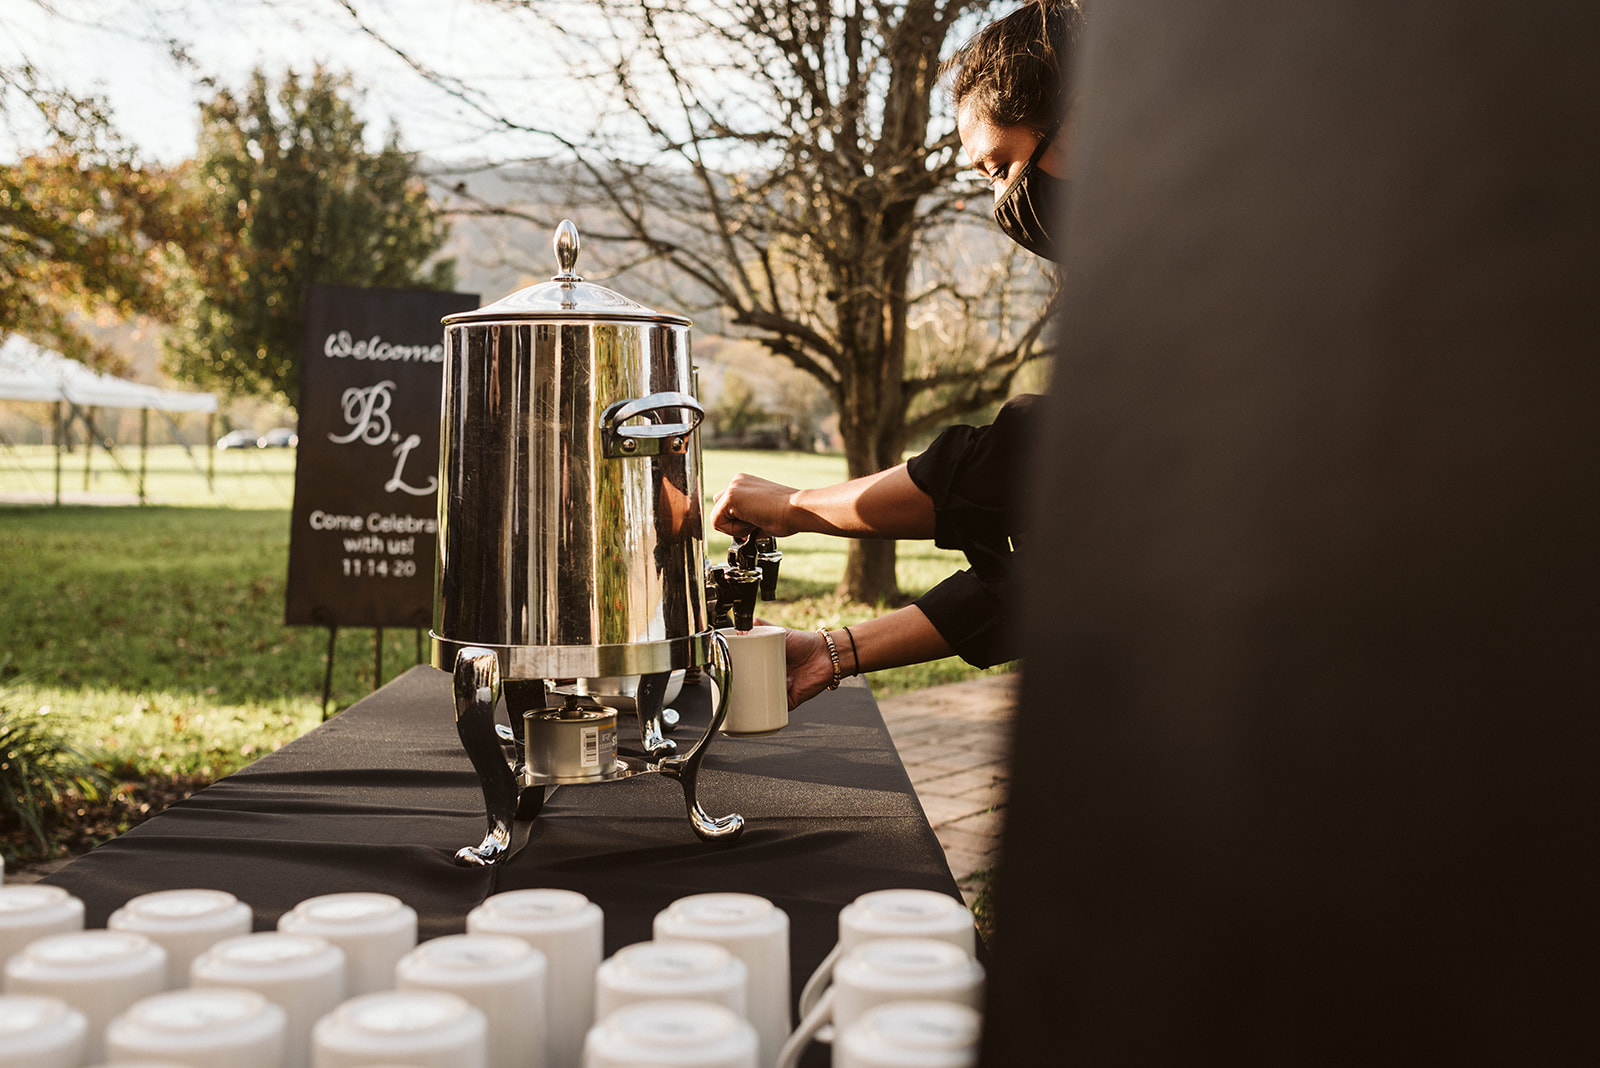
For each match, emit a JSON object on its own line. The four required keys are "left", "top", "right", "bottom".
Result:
{"left": 2, "top": 64, "right": 454, "bottom": 404}
{"left": 0, "top": 149, "right": 191, "bottom": 374}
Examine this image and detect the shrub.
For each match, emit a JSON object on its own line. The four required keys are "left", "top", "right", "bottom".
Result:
{"left": 0, "top": 694, "right": 113, "bottom": 853}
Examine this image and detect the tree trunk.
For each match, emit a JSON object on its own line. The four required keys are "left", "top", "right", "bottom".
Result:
{"left": 840, "top": 538, "right": 902, "bottom": 605}
{"left": 837, "top": 364, "right": 909, "bottom": 604}
{"left": 831, "top": 180, "right": 918, "bottom": 604}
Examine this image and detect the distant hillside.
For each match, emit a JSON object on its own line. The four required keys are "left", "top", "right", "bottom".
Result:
{"left": 431, "top": 157, "right": 729, "bottom": 332}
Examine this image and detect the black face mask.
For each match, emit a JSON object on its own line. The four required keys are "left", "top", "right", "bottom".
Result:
{"left": 993, "top": 134, "right": 1069, "bottom": 263}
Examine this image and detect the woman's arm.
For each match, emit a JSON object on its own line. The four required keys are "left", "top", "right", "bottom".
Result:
{"left": 711, "top": 464, "right": 936, "bottom": 540}
{"left": 782, "top": 605, "right": 954, "bottom": 710}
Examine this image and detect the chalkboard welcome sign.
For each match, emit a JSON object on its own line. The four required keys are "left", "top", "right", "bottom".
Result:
{"left": 285, "top": 284, "right": 479, "bottom": 628}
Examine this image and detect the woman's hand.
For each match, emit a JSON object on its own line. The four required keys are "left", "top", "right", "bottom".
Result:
{"left": 783, "top": 628, "right": 840, "bottom": 711}
{"left": 776, "top": 607, "right": 955, "bottom": 712}
{"left": 711, "top": 473, "right": 803, "bottom": 538}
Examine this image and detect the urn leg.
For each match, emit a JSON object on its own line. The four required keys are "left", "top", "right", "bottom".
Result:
{"left": 452, "top": 647, "right": 518, "bottom": 866}
{"left": 659, "top": 632, "right": 745, "bottom": 842}
{"left": 635, "top": 670, "right": 677, "bottom": 757}
{"left": 515, "top": 785, "right": 546, "bottom": 821}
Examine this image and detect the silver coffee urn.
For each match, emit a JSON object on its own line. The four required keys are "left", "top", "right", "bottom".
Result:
{"left": 432, "top": 220, "right": 744, "bottom": 866}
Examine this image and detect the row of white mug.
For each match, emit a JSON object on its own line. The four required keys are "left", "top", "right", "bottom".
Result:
{"left": 0, "top": 883, "right": 983, "bottom": 1068}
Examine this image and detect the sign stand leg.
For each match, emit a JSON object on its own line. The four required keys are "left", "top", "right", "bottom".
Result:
{"left": 321, "top": 625, "right": 339, "bottom": 721}
{"left": 373, "top": 627, "right": 384, "bottom": 692}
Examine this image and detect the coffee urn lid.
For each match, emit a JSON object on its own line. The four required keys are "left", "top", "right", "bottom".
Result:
{"left": 442, "top": 219, "right": 690, "bottom": 327}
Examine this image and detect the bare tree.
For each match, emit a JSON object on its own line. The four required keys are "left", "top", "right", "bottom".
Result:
{"left": 340, "top": 0, "right": 1058, "bottom": 602}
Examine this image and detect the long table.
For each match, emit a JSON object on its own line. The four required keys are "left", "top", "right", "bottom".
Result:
{"left": 43, "top": 665, "right": 964, "bottom": 1014}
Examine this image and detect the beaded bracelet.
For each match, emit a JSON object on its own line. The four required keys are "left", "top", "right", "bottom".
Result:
{"left": 817, "top": 627, "right": 843, "bottom": 690}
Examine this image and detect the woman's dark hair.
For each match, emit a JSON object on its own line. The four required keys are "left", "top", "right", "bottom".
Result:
{"left": 941, "top": 0, "right": 1085, "bottom": 134}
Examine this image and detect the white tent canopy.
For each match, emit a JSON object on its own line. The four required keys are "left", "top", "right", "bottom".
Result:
{"left": 0, "top": 333, "right": 220, "bottom": 505}
{"left": 0, "top": 334, "right": 217, "bottom": 413}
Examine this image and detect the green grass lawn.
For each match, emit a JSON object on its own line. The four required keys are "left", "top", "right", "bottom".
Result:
{"left": 0, "top": 445, "right": 1011, "bottom": 821}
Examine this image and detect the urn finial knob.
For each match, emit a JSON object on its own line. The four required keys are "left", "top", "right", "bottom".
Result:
{"left": 553, "top": 220, "right": 581, "bottom": 280}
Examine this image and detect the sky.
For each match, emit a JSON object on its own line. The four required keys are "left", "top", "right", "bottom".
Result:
{"left": 0, "top": 0, "right": 563, "bottom": 163}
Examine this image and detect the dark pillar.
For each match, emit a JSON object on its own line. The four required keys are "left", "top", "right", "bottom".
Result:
{"left": 984, "top": 1, "right": 1599, "bottom": 1064}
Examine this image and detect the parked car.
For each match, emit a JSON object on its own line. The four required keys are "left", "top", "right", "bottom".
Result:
{"left": 216, "top": 429, "right": 259, "bottom": 449}
{"left": 257, "top": 427, "right": 300, "bottom": 449}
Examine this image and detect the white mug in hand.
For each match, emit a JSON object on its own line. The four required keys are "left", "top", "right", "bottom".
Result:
{"left": 775, "top": 938, "right": 984, "bottom": 1068}
{"left": 835, "top": 1000, "right": 983, "bottom": 1068}
{"left": 798, "top": 888, "right": 976, "bottom": 1017}
{"left": 583, "top": 999, "right": 758, "bottom": 1068}
{"left": 718, "top": 626, "right": 788, "bottom": 734}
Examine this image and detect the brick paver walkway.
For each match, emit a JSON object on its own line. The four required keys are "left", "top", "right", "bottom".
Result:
{"left": 875, "top": 673, "right": 1017, "bottom": 908}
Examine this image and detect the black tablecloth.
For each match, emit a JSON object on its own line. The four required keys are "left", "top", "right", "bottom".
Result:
{"left": 44, "top": 666, "right": 961, "bottom": 1012}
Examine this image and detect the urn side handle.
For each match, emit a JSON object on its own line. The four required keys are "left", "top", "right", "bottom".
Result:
{"left": 601, "top": 392, "right": 704, "bottom": 458}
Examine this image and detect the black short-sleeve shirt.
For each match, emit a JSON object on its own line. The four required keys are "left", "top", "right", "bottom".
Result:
{"left": 905, "top": 394, "right": 1039, "bottom": 668}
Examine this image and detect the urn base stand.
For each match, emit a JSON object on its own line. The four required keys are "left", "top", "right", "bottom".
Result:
{"left": 450, "top": 633, "right": 745, "bottom": 867}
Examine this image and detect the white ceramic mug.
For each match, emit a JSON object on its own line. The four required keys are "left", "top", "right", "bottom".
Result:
{"left": 582, "top": 1000, "right": 757, "bottom": 1068}
{"left": 465, "top": 888, "right": 602, "bottom": 1068}
{"left": 189, "top": 931, "right": 347, "bottom": 1068}
{"left": 717, "top": 626, "right": 788, "bottom": 734}
{"left": 1, "top": 930, "right": 168, "bottom": 1064}
{"left": 0, "top": 994, "right": 87, "bottom": 1067}
{"left": 652, "top": 893, "right": 788, "bottom": 1068}
{"left": 278, "top": 892, "right": 416, "bottom": 996}
{"left": 105, "top": 987, "right": 286, "bottom": 1068}
{"left": 395, "top": 933, "right": 548, "bottom": 1068}
{"left": 798, "top": 889, "right": 976, "bottom": 1016}
{"left": 0, "top": 887, "right": 84, "bottom": 973}
{"left": 310, "top": 989, "right": 487, "bottom": 1068}
{"left": 107, "top": 887, "right": 254, "bottom": 989}
{"left": 834, "top": 1000, "right": 982, "bottom": 1068}
{"left": 594, "top": 939, "right": 748, "bottom": 1021}
{"left": 775, "top": 939, "right": 984, "bottom": 1068}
